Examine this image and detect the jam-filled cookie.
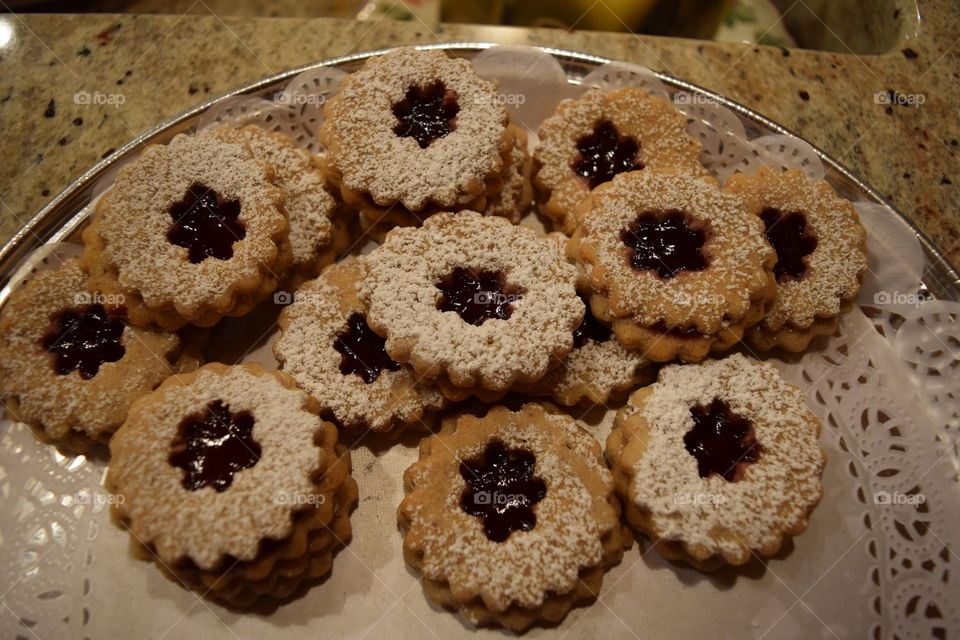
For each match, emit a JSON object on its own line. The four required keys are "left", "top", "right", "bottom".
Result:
{"left": 0, "top": 259, "right": 201, "bottom": 452}
{"left": 399, "top": 403, "right": 624, "bottom": 631}
{"left": 82, "top": 133, "right": 291, "bottom": 330}
{"left": 535, "top": 87, "right": 706, "bottom": 233}
{"left": 320, "top": 47, "right": 512, "bottom": 214}
{"left": 607, "top": 354, "right": 825, "bottom": 571}
{"left": 356, "top": 124, "right": 532, "bottom": 240}
{"left": 273, "top": 257, "right": 446, "bottom": 437}
{"left": 107, "top": 362, "right": 357, "bottom": 607}
{"left": 724, "top": 167, "right": 867, "bottom": 352}
{"left": 516, "top": 233, "right": 655, "bottom": 406}
{"left": 360, "top": 210, "right": 583, "bottom": 400}
{"left": 569, "top": 170, "right": 775, "bottom": 362}
{"left": 204, "top": 125, "right": 349, "bottom": 285}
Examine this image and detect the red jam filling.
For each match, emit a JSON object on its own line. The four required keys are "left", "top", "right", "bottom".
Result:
{"left": 392, "top": 80, "right": 460, "bottom": 148}
{"left": 573, "top": 120, "right": 643, "bottom": 189}
{"left": 460, "top": 440, "right": 547, "bottom": 543}
{"left": 622, "top": 210, "right": 708, "bottom": 279}
{"left": 334, "top": 312, "right": 401, "bottom": 384}
{"left": 168, "top": 183, "right": 245, "bottom": 263}
{"left": 684, "top": 398, "right": 760, "bottom": 482}
{"left": 169, "top": 400, "right": 261, "bottom": 492}
{"left": 43, "top": 304, "right": 125, "bottom": 379}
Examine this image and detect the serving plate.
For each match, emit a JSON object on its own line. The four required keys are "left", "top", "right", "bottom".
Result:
{"left": 1, "top": 44, "right": 958, "bottom": 640}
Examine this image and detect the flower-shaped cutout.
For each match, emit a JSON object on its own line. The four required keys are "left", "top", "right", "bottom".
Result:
{"left": 573, "top": 120, "right": 642, "bottom": 189}
{"left": 43, "top": 303, "right": 125, "bottom": 379}
{"left": 392, "top": 80, "right": 460, "bottom": 149}
{"left": 760, "top": 208, "right": 818, "bottom": 282}
{"left": 622, "top": 209, "right": 708, "bottom": 279}
{"left": 436, "top": 267, "right": 521, "bottom": 326}
{"left": 684, "top": 398, "right": 761, "bottom": 482}
{"left": 460, "top": 440, "right": 547, "bottom": 542}
{"left": 167, "top": 183, "right": 246, "bottom": 263}
{"left": 169, "top": 400, "right": 261, "bottom": 492}
{"left": 334, "top": 312, "right": 401, "bottom": 384}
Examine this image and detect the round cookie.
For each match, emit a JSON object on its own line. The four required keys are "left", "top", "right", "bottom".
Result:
{"left": 724, "top": 167, "right": 867, "bottom": 352}
{"left": 399, "top": 403, "right": 625, "bottom": 631}
{"left": 107, "top": 362, "right": 357, "bottom": 607}
{"left": 0, "top": 259, "right": 201, "bottom": 452}
{"left": 606, "top": 354, "right": 825, "bottom": 571}
{"left": 535, "top": 87, "right": 706, "bottom": 233}
{"left": 568, "top": 170, "right": 775, "bottom": 362}
{"left": 81, "top": 133, "right": 291, "bottom": 330}
{"left": 320, "top": 47, "right": 512, "bottom": 213}
{"left": 273, "top": 257, "right": 446, "bottom": 437}
{"left": 204, "top": 125, "right": 349, "bottom": 285}
{"left": 360, "top": 210, "right": 583, "bottom": 398}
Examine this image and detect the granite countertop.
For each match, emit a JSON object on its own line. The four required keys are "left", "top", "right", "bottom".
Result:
{"left": 0, "top": 10, "right": 958, "bottom": 269}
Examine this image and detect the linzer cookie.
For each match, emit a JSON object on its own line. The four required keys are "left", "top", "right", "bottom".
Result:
{"left": 517, "top": 233, "right": 655, "bottom": 406}
{"left": 203, "top": 125, "right": 348, "bottom": 285}
{"left": 568, "top": 170, "right": 775, "bottom": 362}
{"left": 520, "top": 290, "right": 655, "bottom": 406}
{"left": 81, "top": 133, "right": 290, "bottom": 330}
{"left": 607, "top": 354, "right": 825, "bottom": 571}
{"left": 399, "top": 403, "right": 624, "bottom": 631}
{"left": 724, "top": 167, "right": 867, "bottom": 351}
{"left": 360, "top": 210, "right": 583, "bottom": 400}
{"left": 535, "top": 87, "right": 706, "bottom": 233}
{"left": 0, "top": 259, "right": 201, "bottom": 452}
{"left": 356, "top": 124, "right": 533, "bottom": 240}
{"left": 320, "top": 47, "right": 512, "bottom": 215}
{"left": 273, "top": 257, "right": 446, "bottom": 437}
{"left": 107, "top": 362, "right": 357, "bottom": 607}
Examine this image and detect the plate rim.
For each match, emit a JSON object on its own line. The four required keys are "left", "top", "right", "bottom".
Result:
{"left": 1, "top": 41, "right": 957, "bottom": 299}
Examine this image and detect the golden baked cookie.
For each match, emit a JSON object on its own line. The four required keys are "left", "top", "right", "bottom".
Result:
{"left": 360, "top": 210, "right": 583, "bottom": 399}
{"left": 320, "top": 47, "right": 512, "bottom": 213}
{"left": 607, "top": 354, "right": 825, "bottom": 571}
{"left": 568, "top": 170, "right": 775, "bottom": 362}
{"left": 355, "top": 124, "right": 532, "bottom": 239}
{"left": 81, "top": 133, "right": 290, "bottom": 330}
{"left": 535, "top": 87, "right": 706, "bottom": 233}
{"left": 0, "top": 259, "right": 200, "bottom": 452}
{"left": 107, "top": 362, "right": 357, "bottom": 607}
{"left": 204, "top": 125, "right": 349, "bottom": 285}
{"left": 724, "top": 167, "right": 867, "bottom": 351}
{"left": 273, "top": 257, "right": 446, "bottom": 437}
{"left": 399, "top": 403, "right": 624, "bottom": 631}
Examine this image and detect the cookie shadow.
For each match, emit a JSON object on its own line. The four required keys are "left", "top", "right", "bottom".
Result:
{"left": 635, "top": 535, "right": 796, "bottom": 590}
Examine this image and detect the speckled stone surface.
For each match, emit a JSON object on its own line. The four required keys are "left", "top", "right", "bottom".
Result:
{"left": 0, "top": 11, "right": 957, "bottom": 268}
